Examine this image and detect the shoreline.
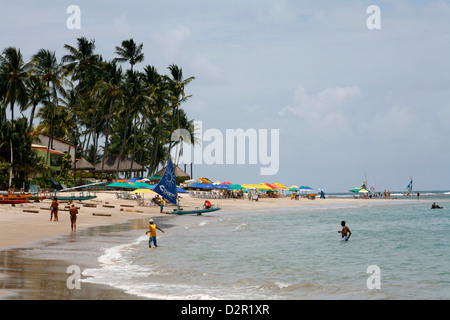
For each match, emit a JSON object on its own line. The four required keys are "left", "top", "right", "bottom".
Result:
{"left": 0, "top": 191, "right": 442, "bottom": 300}
{"left": 0, "top": 191, "right": 427, "bottom": 250}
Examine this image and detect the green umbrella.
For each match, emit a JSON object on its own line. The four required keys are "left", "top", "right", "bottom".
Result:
{"left": 106, "top": 182, "right": 137, "bottom": 189}
{"left": 228, "top": 184, "right": 245, "bottom": 190}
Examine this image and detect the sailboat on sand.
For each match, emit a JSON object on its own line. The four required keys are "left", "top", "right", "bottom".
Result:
{"left": 153, "top": 158, "right": 221, "bottom": 215}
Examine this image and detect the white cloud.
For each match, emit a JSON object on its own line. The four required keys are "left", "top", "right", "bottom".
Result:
{"left": 190, "top": 56, "right": 223, "bottom": 82}
{"left": 280, "top": 84, "right": 362, "bottom": 127}
{"left": 266, "top": 0, "right": 295, "bottom": 24}
{"left": 149, "top": 26, "right": 192, "bottom": 63}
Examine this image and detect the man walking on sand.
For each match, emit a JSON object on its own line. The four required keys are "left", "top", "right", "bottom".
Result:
{"left": 69, "top": 204, "right": 78, "bottom": 232}
{"left": 50, "top": 197, "right": 59, "bottom": 221}
{"left": 146, "top": 219, "right": 165, "bottom": 248}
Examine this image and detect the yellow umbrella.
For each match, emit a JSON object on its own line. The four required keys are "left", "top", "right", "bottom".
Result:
{"left": 133, "top": 188, "right": 156, "bottom": 193}
{"left": 273, "top": 183, "right": 287, "bottom": 189}
{"left": 257, "top": 183, "right": 271, "bottom": 190}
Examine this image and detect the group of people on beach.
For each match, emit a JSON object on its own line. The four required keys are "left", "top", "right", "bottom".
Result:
{"left": 49, "top": 197, "right": 78, "bottom": 232}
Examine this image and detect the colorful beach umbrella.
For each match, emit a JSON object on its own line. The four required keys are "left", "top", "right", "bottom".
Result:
{"left": 107, "top": 182, "right": 137, "bottom": 189}
{"left": 228, "top": 184, "right": 245, "bottom": 190}
{"left": 133, "top": 188, "right": 156, "bottom": 193}
{"left": 273, "top": 183, "right": 287, "bottom": 189}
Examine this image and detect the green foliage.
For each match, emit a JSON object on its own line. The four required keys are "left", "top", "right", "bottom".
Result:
{"left": 1, "top": 37, "right": 196, "bottom": 188}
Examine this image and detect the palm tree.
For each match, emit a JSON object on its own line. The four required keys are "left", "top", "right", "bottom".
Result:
{"left": 113, "top": 38, "right": 144, "bottom": 176}
{"left": 62, "top": 37, "right": 100, "bottom": 93}
{"left": 0, "top": 47, "right": 30, "bottom": 121}
{"left": 114, "top": 39, "right": 144, "bottom": 72}
{"left": 31, "top": 49, "right": 65, "bottom": 165}
{"left": 25, "top": 75, "right": 48, "bottom": 132}
{"left": 166, "top": 64, "right": 194, "bottom": 163}
{"left": 93, "top": 61, "right": 123, "bottom": 179}
{"left": 62, "top": 37, "right": 101, "bottom": 172}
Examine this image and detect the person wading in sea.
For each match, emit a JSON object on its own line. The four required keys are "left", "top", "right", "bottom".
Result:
{"left": 146, "top": 219, "right": 165, "bottom": 248}
{"left": 338, "top": 221, "right": 351, "bottom": 241}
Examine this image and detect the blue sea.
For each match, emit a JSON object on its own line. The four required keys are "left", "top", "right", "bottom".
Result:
{"left": 77, "top": 191, "right": 450, "bottom": 300}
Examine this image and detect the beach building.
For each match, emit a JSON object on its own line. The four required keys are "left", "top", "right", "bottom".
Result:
{"left": 94, "top": 155, "right": 144, "bottom": 178}
{"left": 31, "top": 133, "right": 79, "bottom": 175}
{"left": 156, "top": 165, "right": 190, "bottom": 178}
{"left": 156, "top": 164, "right": 190, "bottom": 184}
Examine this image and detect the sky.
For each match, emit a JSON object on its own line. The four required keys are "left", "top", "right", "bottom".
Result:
{"left": 1, "top": 0, "right": 449, "bottom": 192}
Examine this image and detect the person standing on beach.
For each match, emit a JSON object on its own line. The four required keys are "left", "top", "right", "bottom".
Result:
{"left": 160, "top": 197, "right": 165, "bottom": 213}
{"left": 146, "top": 219, "right": 165, "bottom": 248}
{"left": 50, "top": 197, "right": 59, "bottom": 221}
{"left": 69, "top": 204, "right": 78, "bottom": 232}
{"left": 338, "top": 221, "right": 351, "bottom": 241}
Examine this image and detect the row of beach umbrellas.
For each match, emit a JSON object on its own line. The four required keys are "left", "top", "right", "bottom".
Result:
{"left": 186, "top": 179, "right": 318, "bottom": 192}
{"left": 106, "top": 176, "right": 319, "bottom": 194}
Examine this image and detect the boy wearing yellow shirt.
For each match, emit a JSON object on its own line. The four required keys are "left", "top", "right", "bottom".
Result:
{"left": 146, "top": 219, "right": 165, "bottom": 248}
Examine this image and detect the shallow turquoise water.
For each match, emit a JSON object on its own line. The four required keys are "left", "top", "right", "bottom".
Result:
{"left": 81, "top": 199, "right": 450, "bottom": 299}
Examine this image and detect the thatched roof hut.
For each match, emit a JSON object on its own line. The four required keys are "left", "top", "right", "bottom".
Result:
{"left": 156, "top": 165, "right": 190, "bottom": 178}
{"left": 95, "top": 156, "right": 144, "bottom": 173}
{"left": 71, "top": 158, "right": 95, "bottom": 171}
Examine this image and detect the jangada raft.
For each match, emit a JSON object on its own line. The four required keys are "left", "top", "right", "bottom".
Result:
{"left": 170, "top": 205, "right": 222, "bottom": 215}
{"left": 153, "top": 158, "right": 221, "bottom": 215}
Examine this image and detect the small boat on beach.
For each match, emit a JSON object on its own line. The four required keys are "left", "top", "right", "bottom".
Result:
{"left": 51, "top": 192, "right": 97, "bottom": 201}
{"left": 169, "top": 205, "right": 222, "bottom": 215}
{"left": 153, "top": 158, "right": 221, "bottom": 215}
{"left": 0, "top": 199, "right": 30, "bottom": 204}
{"left": 1, "top": 187, "right": 48, "bottom": 202}
{"left": 54, "top": 195, "right": 97, "bottom": 201}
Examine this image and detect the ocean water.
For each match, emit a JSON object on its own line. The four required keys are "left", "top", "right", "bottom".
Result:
{"left": 79, "top": 196, "right": 450, "bottom": 300}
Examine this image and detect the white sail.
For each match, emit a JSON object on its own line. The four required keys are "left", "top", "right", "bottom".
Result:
{"left": 406, "top": 177, "right": 413, "bottom": 193}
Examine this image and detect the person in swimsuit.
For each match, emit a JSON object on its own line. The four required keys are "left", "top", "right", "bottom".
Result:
{"left": 50, "top": 197, "right": 59, "bottom": 221}
{"left": 146, "top": 219, "right": 165, "bottom": 248}
{"left": 69, "top": 204, "right": 78, "bottom": 232}
{"left": 338, "top": 221, "right": 351, "bottom": 241}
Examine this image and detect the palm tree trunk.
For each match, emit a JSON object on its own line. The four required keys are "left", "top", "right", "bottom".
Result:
{"left": 10, "top": 102, "right": 14, "bottom": 123}
{"left": 130, "top": 113, "right": 138, "bottom": 176}
{"left": 28, "top": 103, "right": 38, "bottom": 132}
{"left": 101, "top": 100, "right": 114, "bottom": 180}
{"left": 116, "top": 107, "right": 130, "bottom": 179}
